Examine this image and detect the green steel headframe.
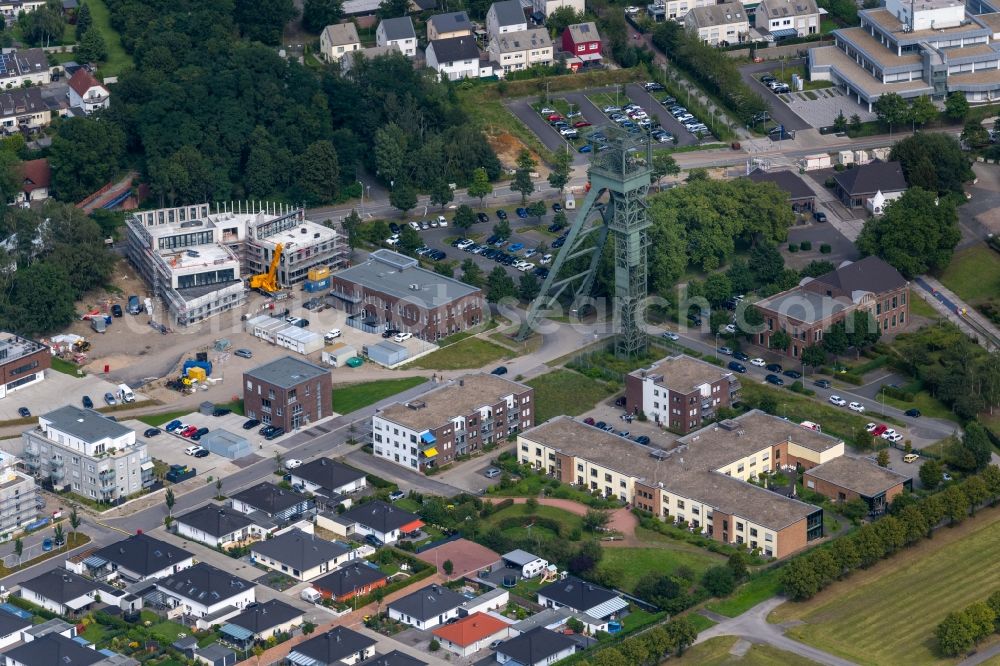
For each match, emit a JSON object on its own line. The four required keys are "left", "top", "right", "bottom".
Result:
{"left": 516, "top": 127, "right": 653, "bottom": 358}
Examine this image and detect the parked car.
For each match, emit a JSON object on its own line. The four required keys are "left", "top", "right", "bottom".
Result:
{"left": 181, "top": 426, "right": 198, "bottom": 438}
{"left": 509, "top": 243, "right": 524, "bottom": 252}
{"left": 234, "top": 348, "right": 253, "bottom": 359}
{"left": 717, "top": 346, "right": 733, "bottom": 355}
{"left": 829, "top": 395, "right": 847, "bottom": 406}
{"left": 750, "top": 358, "right": 766, "bottom": 367}
{"left": 111, "top": 304, "right": 123, "bottom": 318}
{"left": 496, "top": 210, "right": 508, "bottom": 220}
{"left": 849, "top": 401, "right": 866, "bottom": 413}
{"left": 213, "top": 408, "right": 231, "bottom": 417}
{"left": 104, "top": 392, "right": 117, "bottom": 406}
{"left": 491, "top": 366, "right": 508, "bottom": 375}
{"left": 143, "top": 428, "right": 161, "bottom": 438}
{"left": 165, "top": 420, "right": 184, "bottom": 432}
{"left": 286, "top": 458, "right": 303, "bottom": 469}
{"left": 594, "top": 421, "right": 607, "bottom": 429}
{"left": 17, "top": 407, "right": 30, "bottom": 418}
{"left": 82, "top": 395, "right": 93, "bottom": 409}
{"left": 242, "top": 418, "right": 261, "bottom": 430}
{"left": 813, "top": 210, "right": 827, "bottom": 223}
{"left": 552, "top": 202, "right": 563, "bottom": 212}
{"left": 765, "top": 363, "right": 783, "bottom": 373}
{"left": 389, "top": 490, "right": 406, "bottom": 501}
{"left": 476, "top": 213, "right": 489, "bottom": 224}
{"left": 728, "top": 361, "right": 747, "bottom": 373}
{"left": 185, "top": 445, "right": 204, "bottom": 456}
{"left": 880, "top": 428, "right": 898, "bottom": 440}
{"left": 783, "top": 370, "right": 802, "bottom": 379}
{"left": 393, "top": 332, "right": 412, "bottom": 343}
{"left": 662, "top": 331, "right": 679, "bottom": 341}
{"left": 886, "top": 433, "right": 904, "bottom": 443}
{"left": 732, "top": 351, "right": 749, "bottom": 361}
{"left": 905, "top": 408, "right": 922, "bottom": 417}
{"left": 194, "top": 449, "right": 210, "bottom": 458}
{"left": 484, "top": 467, "right": 501, "bottom": 478}
{"left": 516, "top": 208, "right": 528, "bottom": 218}
{"left": 814, "top": 379, "right": 831, "bottom": 389}
{"left": 265, "top": 427, "right": 285, "bottom": 440}
{"left": 765, "top": 374, "right": 784, "bottom": 386}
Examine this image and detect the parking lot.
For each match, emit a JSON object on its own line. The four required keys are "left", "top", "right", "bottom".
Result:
{"left": 0, "top": 371, "right": 147, "bottom": 421}
{"left": 577, "top": 394, "right": 679, "bottom": 452}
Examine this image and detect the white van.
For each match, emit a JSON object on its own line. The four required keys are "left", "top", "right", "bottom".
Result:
{"left": 300, "top": 588, "right": 322, "bottom": 603}
{"left": 324, "top": 329, "right": 342, "bottom": 343}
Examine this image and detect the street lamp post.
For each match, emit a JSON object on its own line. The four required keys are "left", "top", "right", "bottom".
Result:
{"left": 357, "top": 180, "right": 365, "bottom": 217}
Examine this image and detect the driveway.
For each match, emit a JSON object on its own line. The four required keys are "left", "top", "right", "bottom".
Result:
{"left": 739, "top": 60, "right": 812, "bottom": 132}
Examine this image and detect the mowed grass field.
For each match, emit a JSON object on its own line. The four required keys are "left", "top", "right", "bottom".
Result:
{"left": 939, "top": 245, "right": 1000, "bottom": 305}
{"left": 675, "top": 636, "right": 819, "bottom": 665}
{"left": 770, "top": 506, "right": 1000, "bottom": 665}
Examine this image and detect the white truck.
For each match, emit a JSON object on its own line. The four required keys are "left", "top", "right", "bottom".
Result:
{"left": 116, "top": 384, "right": 135, "bottom": 403}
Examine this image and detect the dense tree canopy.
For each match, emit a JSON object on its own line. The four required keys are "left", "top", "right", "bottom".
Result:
{"left": 890, "top": 133, "right": 972, "bottom": 195}
{"left": 93, "top": 0, "right": 500, "bottom": 207}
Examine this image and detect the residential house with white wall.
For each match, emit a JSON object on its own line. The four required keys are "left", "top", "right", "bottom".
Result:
{"left": 376, "top": 17, "right": 417, "bottom": 57}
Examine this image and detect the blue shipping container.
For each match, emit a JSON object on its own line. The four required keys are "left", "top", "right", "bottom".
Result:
{"left": 303, "top": 277, "right": 331, "bottom": 293}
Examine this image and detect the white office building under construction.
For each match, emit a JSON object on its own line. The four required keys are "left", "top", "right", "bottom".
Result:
{"left": 125, "top": 202, "right": 347, "bottom": 327}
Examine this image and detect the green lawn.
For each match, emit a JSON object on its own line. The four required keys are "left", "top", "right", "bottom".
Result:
{"left": 881, "top": 390, "right": 959, "bottom": 423}
{"left": 87, "top": 0, "right": 134, "bottom": 77}
{"left": 597, "top": 546, "right": 722, "bottom": 593}
{"left": 739, "top": 382, "right": 896, "bottom": 443}
{"left": 526, "top": 369, "right": 617, "bottom": 422}
{"left": 409, "top": 338, "right": 511, "bottom": 370}
{"left": 939, "top": 245, "right": 1000, "bottom": 305}
{"left": 908, "top": 293, "right": 940, "bottom": 319}
{"left": 137, "top": 410, "right": 190, "bottom": 427}
{"left": 706, "top": 568, "right": 783, "bottom": 617}
{"left": 482, "top": 503, "right": 585, "bottom": 534}
{"left": 80, "top": 621, "right": 109, "bottom": 645}
{"left": 50, "top": 357, "right": 83, "bottom": 377}
{"left": 770, "top": 507, "right": 1000, "bottom": 665}
{"left": 687, "top": 613, "right": 718, "bottom": 633}
{"left": 674, "top": 636, "right": 821, "bottom": 665}
{"left": 331, "top": 377, "right": 428, "bottom": 414}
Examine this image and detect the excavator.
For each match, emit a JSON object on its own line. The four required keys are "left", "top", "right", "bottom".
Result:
{"left": 249, "top": 243, "right": 283, "bottom": 294}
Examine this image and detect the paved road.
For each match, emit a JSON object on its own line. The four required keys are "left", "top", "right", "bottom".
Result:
{"left": 696, "top": 597, "right": 859, "bottom": 666}
{"left": 739, "top": 59, "right": 812, "bottom": 132}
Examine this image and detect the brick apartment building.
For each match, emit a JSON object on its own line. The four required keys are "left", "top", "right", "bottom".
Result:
{"left": 804, "top": 456, "right": 910, "bottom": 516}
{"left": 519, "top": 411, "right": 845, "bottom": 558}
{"left": 373, "top": 374, "right": 534, "bottom": 472}
{"left": 0, "top": 331, "right": 49, "bottom": 400}
{"left": 329, "top": 249, "right": 486, "bottom": 341}
{"left": 624, "top": 354, "right": 741, "bottom": 433}
{"left": 753, "top": 256, "right": 909, "bottom": 359}
{"left": 243, "top": 356, "right": 332, "bottom": 432}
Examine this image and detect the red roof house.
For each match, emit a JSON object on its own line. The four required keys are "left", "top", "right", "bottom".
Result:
{"left": 19, "top": 158, "right": 49, "bottom": 202}
{"left": 432, "top": 612, "right": 511, "bottom": 657}
{"left": 561, "top": 22, "right": 602, "bottom": 69}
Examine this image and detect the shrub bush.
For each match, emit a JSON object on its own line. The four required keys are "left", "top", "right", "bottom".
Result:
{"left": 800, "top": 241, "right": 812, "bottom": 251}
{"left": 788, "top": 244, "right": 799, "bottom": 253}
{"left": 820, "top": 243, "right": 832, "bottom": 253}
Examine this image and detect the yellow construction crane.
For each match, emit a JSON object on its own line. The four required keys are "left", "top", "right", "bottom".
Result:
{"left": 249, "top": 243, "right": 283, "bottom": 294}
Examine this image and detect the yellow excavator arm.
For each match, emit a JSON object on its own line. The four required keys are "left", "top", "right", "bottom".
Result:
{"left": 249, "top": 243, "right": 283, "bottom": 293}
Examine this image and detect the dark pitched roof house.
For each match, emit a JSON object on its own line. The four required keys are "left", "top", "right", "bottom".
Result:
{"left": 155, "top": 563, "right": 252, "bottom": 605}
{"left": 491, "top": 0, "right": 526, "bottom": 27}
{"left": 496, "top": 627, "right": 576, "bottom": 665}
{"left": 0, "top": 606, "right": 31, "bottom": 638}
{"left": 380, "top": 16, "right": 416, "bottom": 41}
{"left": 292, "top": 458, "right": 365, "bottom": 494}
{"left": 807, "top": 256, "right": 908, "bottom": 295}
{"left": 289, "top": 627, "right": 376, "bottom": 666}
{"left": 20, "top": 569, "right": 105, "bottom": 604}
{"left": 388, "top": 584, "right": 466, "bottom": 621}
{"left": 250, "top": 529, "right": 350, "bottom": 571}
{"left": 95, "top": 533, "right": 190, "bottom": 578}
{"left": 226, "top": 599, "right": 302, "bottom": 635}
{"left": 312, "top": 562, "right": 388, "bottom": 598}
{"left": 430, "top": 36, "right": 480, "bottom": 64}
{"left": 358, "top": 652, "right": 427, "bottom": 666}
{"left": 175, "top": 504, "right": 255, "bottom": 537}
{"left": 537, "top": 576, "right": 619, "bottom": 612}
{"left": 231, "top": 482, "right": 310, "bottom": 516}
{"left": 340, "top": 500, "right": 421, "bottom": 534}
{"left": 4, "top": 633, "right": 105, "bottom": 666}
{"left": 833, "top": 161, "right": 906, "bottom": 196}
{"left": 747, "top": 169, "right": 814, "bottom": 201}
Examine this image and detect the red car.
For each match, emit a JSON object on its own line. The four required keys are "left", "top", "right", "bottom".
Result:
{"left": 583, "top": 417, "right": 595, "bottom": 425}
{"left": 181, "top": 426, "right": 199, "bottom": 438}
{"left": 573, "top": 121, "right": 592, "bottom": 128}
{"left": 872, "top": 424, "right": 888, "bottom": 437}
{"left": 546, "top": 114, "right": 562, "bottom": 122}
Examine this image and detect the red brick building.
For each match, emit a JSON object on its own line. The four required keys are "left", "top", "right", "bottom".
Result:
{"left": 804, "top": 456, "right": 910, "bottom": 516}
{"left": 243, "top": 356, "right": 332, "bottom": 432}
{"left": 753, "top": 256, "right": 909, "bottom": 359}
{"left": 311, "top": 562, "right": 388, "bottom": 602}
{"left": 329, "top": 249, "right": 486, "bottom": 341}
{"left": 0, "top": 332, "right": 49, "bottom": 400}
{"left": 624, "top": 354, "right": 740, "bottom": 433}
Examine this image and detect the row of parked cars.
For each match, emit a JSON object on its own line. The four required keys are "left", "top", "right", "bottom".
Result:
{"left": 582, "top": 416, "right": 652, "bottom": 445}
{"left": 662, "top": 99, "right": 709, "bottom": 135}
{"left": 760, "top": 74, "right": 791, "bottom": 94}
{"left": 538, "top": 106, "right": 590, "bottom": 140}
{"left": 454, "top": 236, "right": 551, "bottom": 278}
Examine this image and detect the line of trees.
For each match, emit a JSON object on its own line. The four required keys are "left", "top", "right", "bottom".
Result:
{"left": 574, "top": 616, "right": 700, "bottom": 666}
{"left": 936, "top": 591, "right": 1000, "bottom": 656}
{"left": 650, "top": 21, "right": 767, "bottom": 125}
{"left": 780, "top": 464, "right": 1000, "bottom": 601}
